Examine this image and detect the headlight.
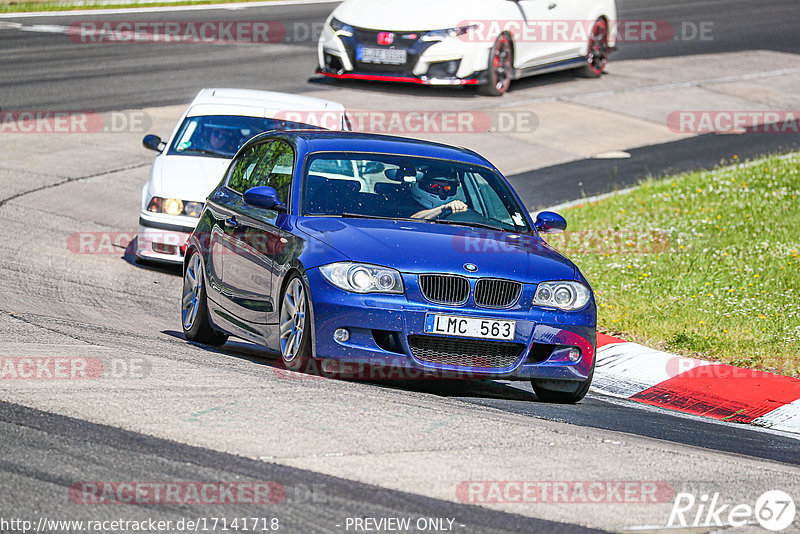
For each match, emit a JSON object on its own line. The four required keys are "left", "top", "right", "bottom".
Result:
{"left": 533, "top": 281, "right": 591, "bottom": 311}
{"left": 421, "top": 24, "right": 478, "bottom": 42}
{"left": 183, "top": 201, "right": 204, "bottom": 217}
{"left": 163, "top": 198, "right": 184, "bottom": 216}
{"left": 330, "top": 17, "right": 354, "bottom": 37}
{"left": 146, "top": 197, "right": 203, "bottom": 218}
{"left": 319, "top": 262, "right": 404, "bottom": 294}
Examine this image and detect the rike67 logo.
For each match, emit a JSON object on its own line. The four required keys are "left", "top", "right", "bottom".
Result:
{"left": 669, "top": 490, "right": 796, "bottom": 531}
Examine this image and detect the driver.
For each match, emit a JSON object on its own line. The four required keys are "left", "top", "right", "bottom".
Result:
{"left": 410, "top": 168, "right": 467, "bottom": 220}
{"left": 207, "top": 125, "right": 238, "bottom": 153}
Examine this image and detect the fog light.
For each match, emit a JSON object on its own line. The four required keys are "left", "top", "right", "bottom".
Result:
{"left": 568, "top": 347, "right": 581, "bottom": 362}
{"left": 152, "top": 242, "right": 177, "bottom": 255}
{"left": 334, "top": 328, "right": 350, "bottom": 343}
{"left": 426, "top": 59, "right": 461, "bottom": 79}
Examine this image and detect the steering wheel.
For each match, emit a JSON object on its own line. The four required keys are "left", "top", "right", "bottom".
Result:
{"left": 437, "top": 205, "right": 479, "bottom": 222}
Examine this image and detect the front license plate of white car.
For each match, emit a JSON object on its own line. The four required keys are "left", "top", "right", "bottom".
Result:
{"left": 358, "top": 47, "right": 407, "bottom": 64}
{"left": 424, "top": 314, "right": 516, "bottom": 341}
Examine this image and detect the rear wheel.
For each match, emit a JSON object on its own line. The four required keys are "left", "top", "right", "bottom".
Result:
{"left": 579, "top": 18, "right": 609, "bottom": 78}
{"left": 182, "top": 252, "right": 228, "bottom": 346}
{"left": 478, "top": 34, "right": 513, "bottom": 96}
{"left": 279, "top": 275, "right": 313, "bottom": 372}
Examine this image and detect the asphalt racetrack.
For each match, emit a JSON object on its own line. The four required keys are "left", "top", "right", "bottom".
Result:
{"left": 1, "top": 0, "right": 799, "bottom": 532}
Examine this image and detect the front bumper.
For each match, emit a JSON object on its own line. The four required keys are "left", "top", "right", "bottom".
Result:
{"left": 318, "top": 69, "right": 481, "bottom": 86}
{"left": 306, "top": 269, "right": 596, "bottom": 381}
{"left": 318, "top": 24, "right": 490, "bottom": 87}
{"left": 136, "top": 212, "right": 197, "bottom": 264}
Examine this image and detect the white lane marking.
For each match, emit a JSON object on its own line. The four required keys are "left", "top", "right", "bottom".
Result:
{"left": 0, "top": 21, "right": 23, "bottom": 29}
{"left": 20, "top": 24, "right": 70, "bottom": 33}
{"left": 0, "top": 0, "right": 340, "bottom": 18}
{"left": 592, "top": 150, "right": 631, "bottom": 159}
{"left": 500, "top": 67, "right": 800, "bottom": 108}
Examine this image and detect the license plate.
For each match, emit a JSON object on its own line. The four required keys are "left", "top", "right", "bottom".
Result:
{"left": 358, "top": 47, "right": 407, "bottom": 65}
{"left": 424, "top": 314, "right": 516, "bottom": 341}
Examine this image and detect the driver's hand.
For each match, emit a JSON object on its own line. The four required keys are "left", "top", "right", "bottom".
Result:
{"left": 442, "top": 200, "right": 467, "bottom": 214}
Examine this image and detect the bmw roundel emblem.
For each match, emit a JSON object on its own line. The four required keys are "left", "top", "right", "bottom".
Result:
{"left": 463, "top": 263, "right": 478, "bottom": 272}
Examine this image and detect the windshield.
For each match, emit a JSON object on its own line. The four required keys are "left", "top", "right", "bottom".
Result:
{"left": 302, "top": 153, "right": 531, "bottom": 233}
{"left": 167, "top": 115, "right": 319, "bottom": 158}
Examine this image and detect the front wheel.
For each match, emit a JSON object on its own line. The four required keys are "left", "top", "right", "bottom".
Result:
{"left": 531, "top": 362, "right": 594, "bottom": 404}
{"left": 478, "top": 34, "right": 513, "bottom": 96}
{"left": 279, "top": 275, "right": 313, "bottom": 372}
{"left": 182, "top": 252, "right": 228, "bottom": 346}
{"left": 578, "top": 18, "right": 609, "bottom": 78}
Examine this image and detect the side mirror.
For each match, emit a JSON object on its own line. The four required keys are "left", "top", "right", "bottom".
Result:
{"left": 143, "top": 134, "right": 165, "bottom": 152}
{"left": 534, "top": 211, "right": 567, "bottom": 234}
{"left": 243, "top": 186, "right": 287, "bottom": 212}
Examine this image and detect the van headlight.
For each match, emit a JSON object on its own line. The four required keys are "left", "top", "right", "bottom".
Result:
{"left": 533, "top": 281, "right": 591, "bottom": 311}
{"left": 320, "top": 262, "right": 404, "bottom": 294}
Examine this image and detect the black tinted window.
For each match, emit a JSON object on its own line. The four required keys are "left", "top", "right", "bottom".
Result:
{"left": 248, "top": 141, "right": 294, "bottom": 204}
{"left": 227, "top": 144, "right": 266, "bottom": 193}
{"left": 168, "top": 115, "right": 318, "bottom": 158}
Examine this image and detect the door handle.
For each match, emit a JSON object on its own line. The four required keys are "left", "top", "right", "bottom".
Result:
{"left": 548, "top": 2, "right": 557, "bottom": 9}
{"left": 224, "top": 216, "right": 238, "bottom": 229}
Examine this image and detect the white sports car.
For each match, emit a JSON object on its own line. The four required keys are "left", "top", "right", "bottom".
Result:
{"left": 137, "top": 88, "right": 346, "bottom": 264}
{"left": 318, "top": 0, "right": 617, "bottom": 95}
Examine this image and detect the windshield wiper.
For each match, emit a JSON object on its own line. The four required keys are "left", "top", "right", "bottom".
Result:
{"left": 340, "top": 213, "right": 424, "bottom": 223}
{"left": 429, "top": 219, "right": 506, "bottom": 232}
{"left": 179, "top": 148, "right": 229, "bottom": 158}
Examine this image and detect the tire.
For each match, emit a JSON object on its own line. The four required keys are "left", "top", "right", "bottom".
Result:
{"left": 578, "top": 18, "right": 609, "bottom": 78}
{"left": 279, "top": 275, "right": 313, "bottom": 372}
{"left": 182, "top": 251, "right": 228, "bottom": 346}
{"left": 531, "top": 361, "right": 594, "bottom": 404}
{"left": 478, "top": 33, "right": 513, "bottom": 96}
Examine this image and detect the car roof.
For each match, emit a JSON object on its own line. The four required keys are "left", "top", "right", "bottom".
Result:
{"left": 256, "top": 130, "right": 497, "bottom": 169}
{"left": 186, "top": 88, "right": 346, "bottom": 119}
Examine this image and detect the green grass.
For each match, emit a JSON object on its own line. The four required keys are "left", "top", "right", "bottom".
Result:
{"left": 0, "top": 0, "right": 278, "bottom": 13}
{"left": 545, "top": 153, "right": 800, "bottom": 377}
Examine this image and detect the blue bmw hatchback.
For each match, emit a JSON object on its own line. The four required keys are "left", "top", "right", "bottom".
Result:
{"left": 182, "top": 130, "right": 596, "bottom": 403}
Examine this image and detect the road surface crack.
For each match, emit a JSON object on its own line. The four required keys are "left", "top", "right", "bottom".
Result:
{"left": 0, "top": 162, "right": 147, "bottom": 209}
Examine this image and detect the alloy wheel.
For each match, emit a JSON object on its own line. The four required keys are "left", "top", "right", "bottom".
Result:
{"left": 280, "top": 278, "right": 307, "bottom": 362}
{"left": 182, "top": 254, "right": 202, "bottom": 331}
{"left": 586, "top": 20, "right": 609, "bottom": 75}
{"left": 492, "top": 36, "right": 513, "bottom": 93}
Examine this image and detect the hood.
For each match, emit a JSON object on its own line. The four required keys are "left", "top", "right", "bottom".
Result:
{"left": 154, "top": 155, "right": 231, "bottom": 201}
{"left": 296, "top": 217, "right": 575, "bottom": 283}
{"left": 333, "top": 0, "right": 503, "bottom": 32}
